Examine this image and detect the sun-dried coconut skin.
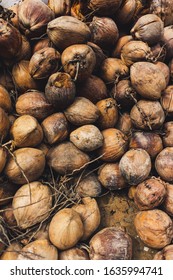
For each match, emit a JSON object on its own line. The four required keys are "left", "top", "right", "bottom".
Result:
{"left": 4, "top": 148, "right": 45, "bottom": 184}
{"left": 73, "top": 197, "right": 101, "bottom": 240}
{"left": 150, "top": 0, "right": 173, "bottom": 26}
{"left": 49, "top": 208, "right": 84, "bottom": 250}
{"left": 17, "top": 239, "right": 58, "bottom": 260}
{"left": 12, "top": 181, "right": 52, "bottom": 229}
{"left": 119, "top": 149, "right": 151, "bottom": 185}
{"left": 131, "top": 14, "right": 164, "bottom": 45}
{"left": 153, "top": 244, "right": 173, "bottom": 260}
{"left": 130, "top": 62, "right": 166, "bottom": 100}
{"left": 134, "top": 209, "right": 173, "bottom": 249}
{"left": 89, "top": 227, "right": 132, "bottom": 260}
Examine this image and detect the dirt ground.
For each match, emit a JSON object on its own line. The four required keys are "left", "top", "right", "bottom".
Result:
{"left": 96, "top": 189, "right": 158, "bottom": 260}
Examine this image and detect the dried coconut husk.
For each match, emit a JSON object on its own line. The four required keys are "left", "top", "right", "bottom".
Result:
{"left": 89, "top": 16, "right": 119, "bottom": 50}
{"left": 162, "top": 183, "right": 173, "bottom": 217}
{"left": 0, "top": 107, "right": 10, "bottom": 142}
{"left": 0, "top": 84, "right": 12, "bottom": 113}
{"left": 111, "top": 79, "right": 137, "bottom": 109}
{"left": 45, "top": 72, "right": 76, "bottom": 111}
{"left": 0, "top": 242, "right": 22, "bottom": 260}
{"left": 87, "top": 42, "right": 106, "bottom": 73}
{"left": 100, "top": 58, "right": 129, "bottom": 84}
{"left": 75, "top": 172, "right": 102, "bottom": 198}
{"left": 169, "top": 58, "right": 173, "bottom": 81}
{"left": 112, "top": 35, "right": 133, "bottom": 58}
{"left": 115, "top": 0, "right": 137, "bottom": 25}
{"left": 163, "top": 121, "right": 173, "bottom": 147}
{"left": 0, "top": 18, "right": 22, "bottom": 59}
{"left": 16, "top": 239, "right": 58, "bottom": 260}
{"left": 89, "top": 227, "right": 132, "bottom": 260}
{"left": 153, "top": 245, "right": 173, "bottom": 260}
{"left": 1, "top": 203, "right": 17, "bottom": 227}
{"left": 130, "top": 100, "right": 165, "bottom": 130}
{"left": 29, "top": 47, "right": 60, "bottom": 80}
{"left": 134, "top": 178, "right": 167, "bottom": 210}
{"left": 4, "top": 148, "right": 45, "bottom": 185}
{"left": 96, "top": 98, "right": 119, "bottom": 130}
{"left": 59, "top": 246, "right": 89, "bottom": 260}
{"left": 121, "top": 40, "right": 155, "bottom": 67}
{"left": 76, "top": 75, "right": 108, "bottom": 104}
{"left": 18, "top": 0, "right": 54, "bottom": 38}
{"left": 70, "top": 124, "right": 103, "bottom": 152}
{"left": 119, "top": 148, "right": 151, "bottom": 185}
{"left": 12, "top": 60, "right": 39, "bottom": 94}
{"left": 150, "top": 0, "right": 173, "bottom": 27}
{"left": 155, "top": 147, "right": 173, "bottom": 182}
{"left": 161, "top": 25, "right": 173, "bottom": 59}
{"left": 16, "top": 90, "right": 54, "bottom": 120}
{"left": 88, "top": 0, "right": 122, "bottom": 16}
{"left": 161, "top": 85, "right": 173, "bottom": 116}
{"left": 47, "top": 141, "right": 90, "bottom": 175}
{"left": 12, "top": 181, "right": 52, "bottom": 229}
{"left": 73, "top": 197, "right": 101, "bottom": 240}
{"left": 134, "top": 209, "right": 173, "bottom": 249}
{"left": 130, "top": 62, "right": 166, "bottom": 100}
{"left": 0, "top": 70, "right": 14, "bottom": 91}
{"left": 116, "top": 112, "right": 132, "bottom": 136}
{"left": 131, "top": 14, "right": 164, "bottom": 46}
{"left": 0, "top": 147, "right": 7, "bottom": 174}
{"left": 10, "top": 115, "right": 43, "bottom": 148}
{"left": 98, "top": 128, "right": 128, "bottom": 162}
{"left": 154, "top": 61, "right": 170, "bottom": 86}
{"left": 64, "top": 97, "right": 100, "bottom": 126}
{"left": 47, "top": 16, "right": 91, "bottom": 51}
{"left": 129, "top": 132, "right": 163, "bottom": 158}
{"left": 61, "top": 44, "right": 96, "bottom": 82}
{"left": 41, "top": 113, "right": 68, "bottom": 145}
{"left": 49, "top": 208, "right": 84, "bottom": 250}
{"left": 98, "top": 162, "right": 127, "bottom": 190}
{"left": 48, "top": 0, "right": 71, "bottom": 17}
{"left": 32, "top": 37, "right": 53, "bottom": 54}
